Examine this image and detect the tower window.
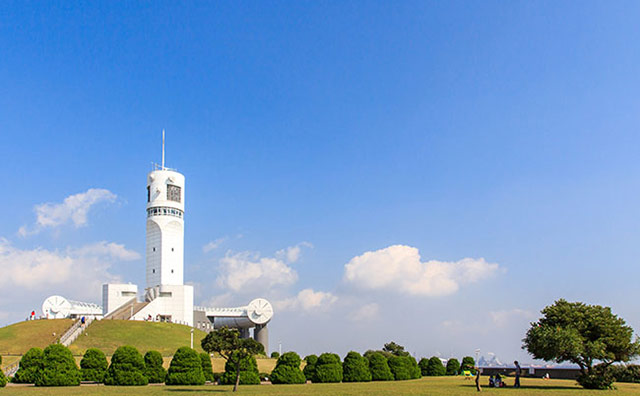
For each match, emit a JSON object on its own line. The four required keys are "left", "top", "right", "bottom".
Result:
{"left": 171, "top": 248, "right": 174, "bottom": 252}
{"left": 171, "top": 269, "right": 174, "bottom": 273}
{"left": 152, "top": 269, "right": 155, "bottom": 273}
{"left": 152, "top": 247, "right": 156, "bottom": 252}
{"left": 147, "top": 186, "right": 150, "bottom": 202}
{"left": 167, "top": 184, "right": 181, "bottom": 202}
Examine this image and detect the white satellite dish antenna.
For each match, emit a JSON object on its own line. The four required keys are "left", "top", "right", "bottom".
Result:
{"left": 42, "top": 295, "right": 72, "bottom": 319}
{"left": 246, "top": 298, "right": 273, "bottom": 325}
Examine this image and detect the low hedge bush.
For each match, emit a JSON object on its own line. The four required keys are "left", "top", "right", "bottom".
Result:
{"left": 366, "top": 351, "right": 394, "bottom": 381}
{"left": 80, "top": 348, "right": 108, "bottom": 382}
{"left": 313, "top": 353, "right": 342, "bottom": 383}
{"left": 144, "top": 350, "right": 166, "bottom": 384}
{"left": 104, "top": 346, "right": 148, "bottom": 386}
{"left": 421, "top": 356, "right": 445, "bottom": 376}
{"left": 343, "top": 351, "right": 371, "bottom": 382}
{"left": 270, "top": 351, "right": 306, "bottom": 384}
{"left": 200, "top": 353, "right": 215, "bottom": 382}
{"left": 166, "top": 347, "right": 205, "bottom": 385}
{"left": 446, "top": 358, "right": 460, "bottom": 375}
{"left": 388, "top": 355, "right": 420, "bottom": 381}
{"left": 36, "top": 344, "right": 81, "bottom": 386}
{"left": 303, "top": 354, "right": 317, "bottom": 381}
{"left": 219, "top": 353, "right": 260, "bottom": 385}
{"left": 0, "top": 356, "right": 6, "bottom": 388}
{"left": 13, "top": 347, "right": 44, "bottom": 384}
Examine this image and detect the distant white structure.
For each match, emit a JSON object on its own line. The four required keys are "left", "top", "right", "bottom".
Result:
{"left": 42, "top": 295, "right": 102, "bottom": 319}
{"left": 102, "top": 283, "right": 138, "bottom": 315}
{"left": 194, "top": 298, "right": 273, "bottom": 352}
{"left": 41, "top": 131, "right": 273, "bottom": 352}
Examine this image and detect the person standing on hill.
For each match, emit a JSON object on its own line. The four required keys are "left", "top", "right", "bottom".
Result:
{"left": 513, "top": 361, "right": 521, "bottom": 388}
{"left": 475, "top": 366, "right": 481, "bottom": 392}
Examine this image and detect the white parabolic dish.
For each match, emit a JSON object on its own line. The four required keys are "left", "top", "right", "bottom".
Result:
{"left": 42, "top": 295, "right": 72, "bottom": 319}
{"left": 246, "top": 298, "right": 273, "bottom": 325}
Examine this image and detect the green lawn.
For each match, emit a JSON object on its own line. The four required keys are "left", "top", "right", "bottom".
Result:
{"left": 0, "top": 319, "right": 73, "bottom": 356}
{"left": 2, "top": 377, "right": 640, "bottom": 396}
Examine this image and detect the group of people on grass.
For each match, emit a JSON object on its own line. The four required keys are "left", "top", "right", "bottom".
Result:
{"left": 476, "top": 360, "right": 521, "bottom": 391}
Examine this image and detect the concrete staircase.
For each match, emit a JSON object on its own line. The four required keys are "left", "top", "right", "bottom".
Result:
{"left": 2, "top": 360, "right": 20, "bottom": 377}
{"left": 59, "top": 316, "right": 95, "bottom": 347}
{"left": 103, "top": 298, "right": 149, "bottom": 320}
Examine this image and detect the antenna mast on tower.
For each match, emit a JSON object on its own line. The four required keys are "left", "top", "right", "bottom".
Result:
{"left": 162, "top": 129, "right": 165, "bottom": 170}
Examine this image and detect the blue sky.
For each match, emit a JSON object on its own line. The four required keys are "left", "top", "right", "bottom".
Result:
{"left": 2, "top": 1, "right": 640, "bottom": 362}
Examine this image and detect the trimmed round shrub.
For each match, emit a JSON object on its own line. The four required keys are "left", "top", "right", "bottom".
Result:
{"left": 421, "top": 356, "right": 445, "bottom": 376}
{"left": 104, "top": 345, "right": 148, "bottom": 386}
{"left": 343, "top": 351, "right": 372, "bottom": 382}
{"left": 388, "top": 355, "right": 416, "bottom": 381}
{"left": 166, "top": 347, "right": 205, "bottom": 385}
{"left": 36, "top": 344, "right": 81, "bottom": 386}
{"left": 144, "top": 350, "right": 167, "bottom": 384}
{"left": 610, "top": 364, "right": 640, "bottom": 383}
{"left": 13, "top": 347, "right": 44, "bottom": 384}
{"left": 220, "top": 353, "right": 260, "bottom": 385}
{"left": 270, "top": 351, "right": 306, "bottom": 384}
{"left": 418, "top": 358, "right": 429, "bottom": 375}
{"left": 313, "top": 353, "right": 343, "bottom": 383}
{"left": 80, "top": 348, "right": 108, "bottom": 382}
{"left": 0, "top": 357, "right": 6, "bottom": 388}
{"left": 200, "top": 353, "right": 215, "bottom": 382}
{"left": 460, "top": 356, "right": 476, "bottom": 374}
{"left": 367, "top": 351, "right": 394, "bottom": 381}
{"left": 303, "top": 354, "right": 317, "bottom": 381}
{"left": 409, "top": 356, "right": 421, "bottom": 379}
{"left": 270, "top": 351, "right": 280, "bottom": 359}
{"left": 446, "top": 358, "right": 460, "bottom": 375}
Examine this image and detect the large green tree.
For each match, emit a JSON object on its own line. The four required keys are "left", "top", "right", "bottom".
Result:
{"left": 201, "top": 327, "right": 264, "bottom": 392}
{"left": 382, "top": 341, "right": 410, "bottom": 357}
{"left": 523, "top": 299, "right": 640, "bottom": 389}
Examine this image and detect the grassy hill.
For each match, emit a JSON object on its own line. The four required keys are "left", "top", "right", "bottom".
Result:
{"left": 68, "top": 320, "right": 208, "bottom": 356}
{"left": 0, "top": 319, "right": 277, "bottom": 373}
{"left": 0, "top": 319, "right": 73, "bottom": 355}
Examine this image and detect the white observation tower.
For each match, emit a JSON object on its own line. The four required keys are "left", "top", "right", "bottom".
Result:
{"left": 146, "top": 130, "right": 186, "bottom": 289}
{"left": 130, "top": 130, "right": 194, "bottom": 325}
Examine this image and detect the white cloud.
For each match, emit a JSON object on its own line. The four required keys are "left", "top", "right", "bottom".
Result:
{"left": 71, "top": 241, "right": 141, "bottom": 261}
{"left": 489, "top": 309, "right": 535, "bottom": 327}
{"left": 276, "top": 242, "right": 313, "bottom": 263}
{"left": 216, "top": 250, "right": 298, "bottom": 292}
{"left": 201, "top": 293, "right": 235, "bottom": 308}
{"left": 0, "top": 238, "right": 138, "bottom": 302}
{"left": 350, "top": 303, "right": 380, "bottom": 321}
{"left": 276, "top": 288, "right": 338, "bottom": 312}
{"left": 343, "top": 245, "right": 500, "bottom": 297}
{"left": 203, "top": 237, "right": 227, "bottom": 253}
{"left": 19, "top": 188, "right": 117, "bottom": 236}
